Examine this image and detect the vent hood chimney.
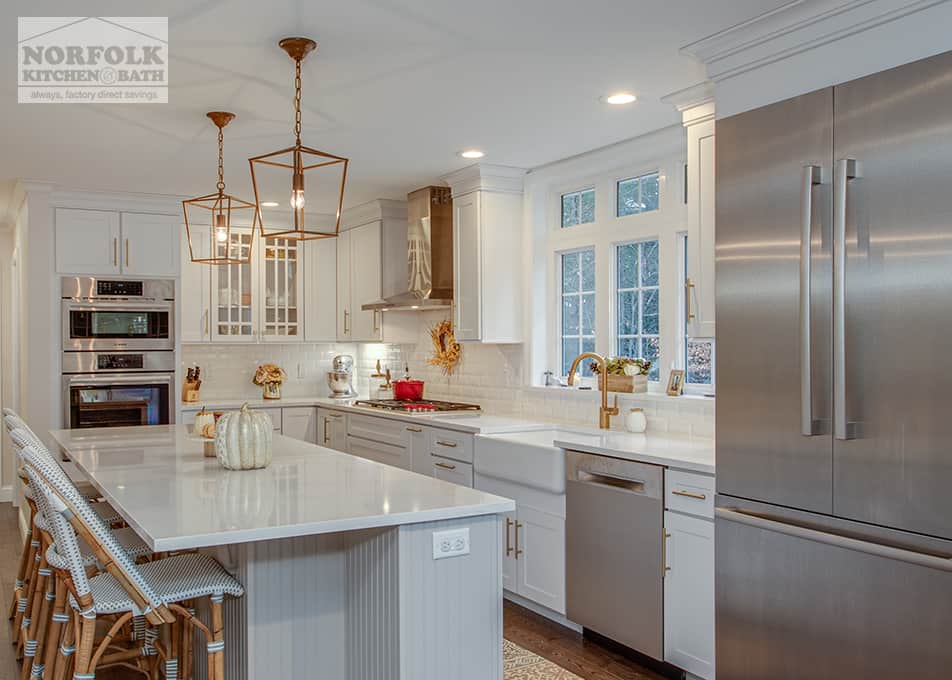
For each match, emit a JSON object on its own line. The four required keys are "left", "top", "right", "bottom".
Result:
{"left": 362, "top": 186, "right": 453, "bottom": 311}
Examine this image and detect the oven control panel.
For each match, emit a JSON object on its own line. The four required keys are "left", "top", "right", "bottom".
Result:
{"left": 97, "top": 354, "right": 145, "bottom": 370}
{"left": 96, "top": 280, "right": 144, "bottom": 297}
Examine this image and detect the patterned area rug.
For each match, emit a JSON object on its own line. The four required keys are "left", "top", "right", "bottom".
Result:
{"left": 504, "top": 639, "right": 582, "bottom": 679}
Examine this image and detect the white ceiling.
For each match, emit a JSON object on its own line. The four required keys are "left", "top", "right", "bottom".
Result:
{"left": 1, "top": 0, "right": 787, "bottom": 214}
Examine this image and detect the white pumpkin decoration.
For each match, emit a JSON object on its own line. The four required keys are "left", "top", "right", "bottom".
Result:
{"left": 193, "top": 407, "right": 216, "bottom": 435}
{"left": 215, "top": 403, "right": 273, "bottom": 470}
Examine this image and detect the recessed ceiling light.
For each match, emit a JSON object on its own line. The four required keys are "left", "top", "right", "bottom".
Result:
{"left": 604, "top": 92, "right": 636, "bottom": 105}
{"left": 260, "top": 201, "right": 279, "bottom": 207}
{"left": 459, "top": 149, "right": 485, "bottom": 159}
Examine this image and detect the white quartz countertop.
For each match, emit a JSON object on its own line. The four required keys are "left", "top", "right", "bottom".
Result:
{"left": 550, "top": 429, "right": 715, "bottom": 474}
{"left": 181, "top": 397, "right": 552, "bottom": 435}
{"left": 48, "top": 425, "right": 515, "bottom": 552}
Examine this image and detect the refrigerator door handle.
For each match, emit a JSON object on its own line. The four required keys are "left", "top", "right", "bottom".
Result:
{"left": 833, "top": 158, "right": 861, "bottom": 440}
{"left": 716, "top": 507, "right": 952, "bottom": 572}
{"left": 800, "top": 164, "right": 824, "bottom": 436}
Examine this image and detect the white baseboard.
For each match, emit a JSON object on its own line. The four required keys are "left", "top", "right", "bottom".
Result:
{"left": 503, "top": 590, "right": 582, "bottom": 633}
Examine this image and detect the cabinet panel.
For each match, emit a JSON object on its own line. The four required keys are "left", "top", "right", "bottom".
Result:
{"left": 347, "top": 413, "right": 408, "bottom": 448}
{"left": 516, "top": 506, "right": 566, "bottom": 614}
{"left": 406, "top": 424, "right": 429, "bottom": 476}
{"left": 304, "top": 236, "right": 337, "bottom": 342}
{"left": 260, "top": 237, "right": 303, "bottom": 341}
{"left": 665, "top": 469, "right": 715, "bottom": 519}
{"left": 349, "top": 222, "right": 382, "bottom": 341}
{"left": 501, "top": 511, "right": 518, "bottom": 593}
{"left": 55, "top": 208, "right": 121, "bottom": 275}
{"left": 664, "top": 511, "right": 714, "bottom": 679}
{"left": 317, "top": 409, "right": 347, "bottom": 451}
{"left": 452, "top": 194, "right": 481, "bottom": 341}
{"left": 348, "top": 435, "right": 410, "bottom": 470}
{"left": 431, "top": 454, "right": 473, "bottom": 487}
{"left": 121, "top": 213, "right": 179, "bottom": 277}
{"left": 336, "top": 230, "right": 352, "bottom": 340}
{"left": 686, "top": 118, "right": 716, "bottom": 338}
{"left": 427, "top": 428, "right": 474, "bottom": 464}
{"left": 210, "top": 229, "right": 256, "bottom": 341}
{"left": 180, "top": 224, "right": 211, "bottom": 342}
{"left": 282, "top": 407, "right": 317, "bottom": 443}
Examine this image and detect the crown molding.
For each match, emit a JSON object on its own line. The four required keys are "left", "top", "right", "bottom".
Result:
{"left": 682, "top": 0, "right": 949, "bottom": 82}
{"left": 341, "top": 198, "right": 407, "bottom": 230}
{"left": 661, "top": 81, "right": 715, "bottom": 126}
{"left": 442, "top": 164, "right": 527, "bottom": 197}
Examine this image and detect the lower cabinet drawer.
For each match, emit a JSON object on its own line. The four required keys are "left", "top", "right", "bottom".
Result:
{"left": 431, "top": 454, "right": 473, "bottom": 488}
{"left": 347, "top": 435, "right": 410, "bottom": 470}
{"left": 348, "top": 413, "right": 407, "bottom": 447}
{"left": 665, "top": 469, "right": 715, "bottom": 518}
{"left": 427, "top": 428, "right": 474, "bottom": 464}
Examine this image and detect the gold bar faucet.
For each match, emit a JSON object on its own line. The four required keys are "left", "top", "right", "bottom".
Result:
{"left": 567, "top": 352, "right": 619, "bottom": 429}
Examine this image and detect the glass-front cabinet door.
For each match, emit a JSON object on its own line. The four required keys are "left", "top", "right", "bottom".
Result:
{"left": 260, "top": 237, "right": 303, "bottom": 341}
{"left": 211, "top": 229, "right": 256, "bottom": 341}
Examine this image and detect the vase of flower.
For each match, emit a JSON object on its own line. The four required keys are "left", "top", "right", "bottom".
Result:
{"left": 253, "top": 363, "right": 287, "bottom": 400}
{"left": 590, "top": 357, "right": 652, "bottom": 393}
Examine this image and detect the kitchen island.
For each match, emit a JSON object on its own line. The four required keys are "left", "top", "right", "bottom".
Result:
{"left": 49, "top": 425, "right": 515, "bottom": 680}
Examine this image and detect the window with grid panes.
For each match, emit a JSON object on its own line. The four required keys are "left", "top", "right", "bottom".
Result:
{"left": 615, "top": 240, "right": 660, "bottom": 380}
{"left": 560, "top": 248, "right": 596, "bottom": 376}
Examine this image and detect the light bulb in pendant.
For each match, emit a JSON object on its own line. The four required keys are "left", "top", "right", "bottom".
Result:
{"left": 290, "top": 189, "right": 306, "bottom": 210}
{"left": 214, "top": 213, "right": 228, "bottom": 242}
{"left": 290, "top": 168, "right": 306, "bottom": 211}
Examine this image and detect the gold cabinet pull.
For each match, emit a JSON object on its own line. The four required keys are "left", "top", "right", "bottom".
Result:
{"left": 343, "top": 309, "right": 350, "bottom": 335}
{"left": 125, "top": 239, "right": 130, "bottom": 267}
{"left": 372, "top": 310, "right": 380, "bottom": 335}
{"left": 434, "top": 461, "right": 456, "bottom": 471}
{"left": 322, "top": 418, "right": 330, "bottom": 444}
{"left": 113, "top": 238, "right": 118, "bottom": 266}
{"left": 685, "top": 278, "right": 696, "bottom": 322}
{"left": 436, "top": 440, "right": 458, "bottom": 448}
{"left": 505, "top": 518, "right": 514, "bottom": 557}
{"left": 406, "top": 426, "right": 423, "bottom": 433}
{"left": 514, "top": 521, "right": 524, "bottom": 559}
{"left": 672, "top": 489, "right": 707, "bottom": 500}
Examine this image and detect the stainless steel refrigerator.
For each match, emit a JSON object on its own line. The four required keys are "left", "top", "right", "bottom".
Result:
{"left": 715, "top": 49, "right": 952, "bottom": 679}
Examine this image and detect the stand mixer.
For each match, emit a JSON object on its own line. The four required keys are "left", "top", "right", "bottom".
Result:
{"left": 327, "top": 355, "right": 357, "bottom": 398}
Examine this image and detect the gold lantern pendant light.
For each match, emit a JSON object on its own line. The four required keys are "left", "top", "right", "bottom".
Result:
{"left": 183, "top": 112, "right": 258, "bottom": 264}
{"left": 249, "top": 37, "right": 349, "bottom": 241}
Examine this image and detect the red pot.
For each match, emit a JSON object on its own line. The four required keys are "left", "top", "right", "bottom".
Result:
{"left": 393, "top": 380, "right": 425, "bottom": 401}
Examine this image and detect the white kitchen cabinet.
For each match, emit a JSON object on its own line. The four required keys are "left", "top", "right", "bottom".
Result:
{"left": 683, "top": 101, "right": 716, "bottom": 338}
{"left": 664, "top": 510, "right": 715, "bottom": 680}
{"left": 55, "top": 209, "right": 180, "bottom": 278}
{"left": 121, "top": 213, "right": 179, "bottom": 277}
{"left": 431, "top": 455, "right": 473, "bottom": 487}
{"left": 515, "top": 505, "right": 566, "bottom": 613}
{"left": 317, "top": 408, "right": 347, "bottom": 451}
{"left": 476, "top": 474, "right": 566, "bottom": 614}
{"left": 349, "top": 222, "right": 382, "bottom": 341}
{"left": 180, "top": 223, "right": 211, "bottom": 342}
{"left": 55, "top": 209, "right": 121, "bottom": 275}
{"left": 443, "top": 164, "right": 526, "bottom": 343}
{"left": 304, "top": 236, "right": 337, "bottom": 342}
{"left": 282, "top": 407, "right": 318, "bottom": 443}
{"left": 336, "top": 229, "right": 353, "bottom": 341}
{"left": 348, "top": 436, "right": 411, "bottom": 469}
{"left": 210, "top": 228, "right": 256, "bottom": 341}
{"left": 259, "top": 237, "right": 304, "bottom": 341}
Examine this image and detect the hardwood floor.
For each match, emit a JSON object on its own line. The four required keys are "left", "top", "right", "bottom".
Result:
{"left": 504, "top": 600, "right": 671, "bottom": 680}
{"left": 0, "top": 502, "right": 669, "bottom": 680}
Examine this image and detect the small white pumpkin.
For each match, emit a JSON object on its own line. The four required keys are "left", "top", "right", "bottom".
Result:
{"left": 215, "top": 403, "right": 273, "bottom": 470}
{"left": 193, "top": 407, "right": 215, "bottom": 435}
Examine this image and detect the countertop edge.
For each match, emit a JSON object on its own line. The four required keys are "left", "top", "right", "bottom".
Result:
{"left": 552, "top": 439, "right": 715, "bottom": 475}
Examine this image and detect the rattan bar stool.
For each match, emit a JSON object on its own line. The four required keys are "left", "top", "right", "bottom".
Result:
{"left": 21, "top": 444, "right": 244, "bottom": 680}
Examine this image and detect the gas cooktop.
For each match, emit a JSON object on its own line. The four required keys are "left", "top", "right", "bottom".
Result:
{"left": 353, "top": 399, "right": 481, "bottom": 414}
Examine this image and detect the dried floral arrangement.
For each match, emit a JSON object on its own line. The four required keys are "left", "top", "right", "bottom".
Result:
{"left": 252, "top": 363, "right": 288, "bottom": 387}
{"left": 588, "top": 356, "right": 652, "bottom": 376}
{"left": 428, "top": 320, "right": 462, "bottom": 375}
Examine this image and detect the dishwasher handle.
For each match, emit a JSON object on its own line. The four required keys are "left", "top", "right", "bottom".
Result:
{"left": 576, "top": 470, "right": 645, "bottom": 494}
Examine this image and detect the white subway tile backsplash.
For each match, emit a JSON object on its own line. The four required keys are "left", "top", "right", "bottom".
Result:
{"left": 182, "top": 309, "right": 714, "bottom": 437}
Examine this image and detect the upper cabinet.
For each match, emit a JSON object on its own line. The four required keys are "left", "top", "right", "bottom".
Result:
{"left": 443, "top": 164, "right": 526, "bottom": 343}
{"left": 180, "top": 223, "right": 212, "bottom": 342}
{"left": 336, "top": 200, "right": 417, "bottom": 344}
{"left": 304, "top": 236, "right": 337, "bottom": 343}
{"left": 56, "top": 208, "right": 178, "bottom": 278}
{"left": 674, "top": 92, "right": 716, "bottom": 338}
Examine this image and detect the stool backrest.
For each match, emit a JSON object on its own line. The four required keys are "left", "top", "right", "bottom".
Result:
{"left": 15, "top": 434, "right": 168, "bottom": 622}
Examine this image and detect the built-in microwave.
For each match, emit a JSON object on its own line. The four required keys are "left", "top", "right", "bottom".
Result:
{"left": 62, "top": 277, "right": 174, "bottom": 351}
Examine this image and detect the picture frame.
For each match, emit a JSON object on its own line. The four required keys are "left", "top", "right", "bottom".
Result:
{"left": 666, "top": 369, "right": 685, "bottom": 396}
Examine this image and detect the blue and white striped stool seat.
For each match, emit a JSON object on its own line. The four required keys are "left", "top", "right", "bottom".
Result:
{"left": 68, "top": 553, "right": 244, "bottom": 616}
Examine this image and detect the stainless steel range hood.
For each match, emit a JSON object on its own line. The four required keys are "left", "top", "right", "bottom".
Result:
{"left": 362, "top": 186, "right": 453, "bottom": 311}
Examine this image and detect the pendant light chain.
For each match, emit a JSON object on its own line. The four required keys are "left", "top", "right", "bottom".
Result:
{"left": 217, "top": 125, "right": 225, "bottom": 193}
{"left": 294, "top": 58, "right": 303, "bottom": 147}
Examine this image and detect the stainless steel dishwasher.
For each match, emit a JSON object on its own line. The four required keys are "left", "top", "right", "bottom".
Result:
{"left": 565, "top": 450, "right": 664, "bottom": 659}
